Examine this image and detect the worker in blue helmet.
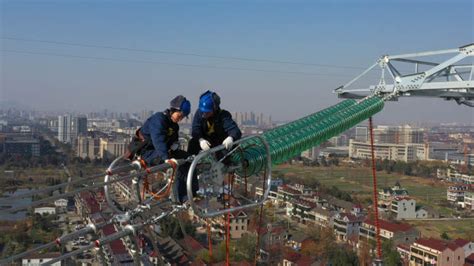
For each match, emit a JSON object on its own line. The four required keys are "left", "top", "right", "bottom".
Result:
{"left": 124, "top": 95, "right": 191, "bottom": 166}
{"left": 190, "top": 90, "right": 242, "bottom": 154}
{"left": 173, "top": 91, "right": 241, "bottom": 203}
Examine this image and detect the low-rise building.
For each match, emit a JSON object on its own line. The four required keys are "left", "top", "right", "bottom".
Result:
{"left": 286, "top": 198, "right": 317, "bottom": 223}
{"left": 454, "top": 239, "right": 474, "bottom": 259}
{"left": 359, "top": 219, "right": 420, "bottom": 246}
{"left": 100, "top": 224, "right": 133, "bottom": 265}
{"left": 277, "top": 184, "right": 312, "bottom": 202}
{"left": 349, "top": 140, "right": 428, "bottom": 162}
{"left": 409, "top": 238, "right": 465, "bottom": 266}
{"left": 258, "top": 224, "right": 288, "bottom": 250}
{"left": 415, "top": 206, "right": 428, "bottom": 219}
{"left": 22, "top": 252, "right": 61, "bottom": 266}
{"left": 333, "top": 212, "right": 365, "bottom": 242}
{"left": 397, "top": 244, "right": 411, "bottom": 263}
{"left": 447, "top": 185, "right": 470, "bottom": 203}
{"left": 54, "top": 199, "right": 68, "bottom": 208}
{"left": 464, "top": 192, "right": 474, "bottom": 211}
{"left": 319, "top": 195, "right": 355, "bottom": 213}
{"left": 75, "top": 191, "right": 101, "bottom": 218}
{"left": 379, "top": 181, "right": 409, "bottom": 207}
{"left": 201, "top": 207, "right": 250, "bottom": 239}
{"left": 34, "top": 206, "right": 56, "bottom": 216}
{"left": 440, "top": 168, "right": 474, "bottom": 184}
{"left": 391, "top": 196, "right": 416, "bottom": 220}
{"left": 305, "top": 206, "right": 333, "bottom": 228}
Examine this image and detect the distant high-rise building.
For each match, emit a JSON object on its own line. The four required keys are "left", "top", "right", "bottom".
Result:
{"left": 73, "top": 116, "right": 88, "bottom": 138}
{"left": 329, "top": 135, "right": 348, "bottom": 147}
{"left": 355, "top": 126, "right": 368, "bottom": 142}
{"left": 58, "top": 115, "right": 72, "bottom": 143}
{"left": 371, "top": 125, "right": 424, "bottom": 145}
{"left": 99, "top": 137, "right": 129, "bottom": 160}
{"left": 399, "top": 125, "right": 424, "bottom": 144}
{"left": 77, "top": 135, "right": 101, "bottom": 159}
{"left": 374, "top": 126, "right": 399, "bottom": 144}
{"left": 58, "top": 115, "right": 87, "bottom": 144}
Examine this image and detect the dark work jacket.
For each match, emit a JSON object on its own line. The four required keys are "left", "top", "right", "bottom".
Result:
{"left": 191, "top": 108, "right": 242, "bottom": 147}
{"left": 140, "top": 110, "right": 179, "bottom": 164}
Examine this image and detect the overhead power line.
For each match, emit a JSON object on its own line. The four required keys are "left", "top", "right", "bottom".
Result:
{"left": 2, "top": 49, "right": 360, "bottom": 77}
{"left": 2, "top": 36, "right": 365, "bottom": 70}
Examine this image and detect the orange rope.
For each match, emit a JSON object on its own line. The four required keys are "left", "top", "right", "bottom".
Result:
{"left": 141, "top": 175, "right": 149, "bottom": 200}
{"left": 142, "top": 160, "right": 178, "bottom": 200}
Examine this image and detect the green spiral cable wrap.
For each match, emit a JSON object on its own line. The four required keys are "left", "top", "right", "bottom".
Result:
{"left": 263, "top": 99, "right": 357, "bottom": 140}
{"left": 231, "top": 96, "right": 384, "bottom": 176}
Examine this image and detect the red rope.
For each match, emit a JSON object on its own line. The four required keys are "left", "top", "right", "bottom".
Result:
{"left": 254, "top": 167, "right": 267, "bottom": 264}
{"left": 369, "top": 117, "right": 382, "bottom": 260}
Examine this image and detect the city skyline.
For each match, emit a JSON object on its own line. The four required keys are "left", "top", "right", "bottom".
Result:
{"left": 1, "top": 0, "right": 473, "bottom": 124}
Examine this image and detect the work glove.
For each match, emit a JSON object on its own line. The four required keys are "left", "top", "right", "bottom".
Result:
{"left": 222, "top": 136, "right": 234, "bottom": 150}
{"left": 170, "top": 142, "right": 179, "bottom": 151}
{"left": 199, "top": 138, "right": 211, "bottom": 151}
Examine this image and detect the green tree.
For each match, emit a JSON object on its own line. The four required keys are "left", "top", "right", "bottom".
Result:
{"left": 441, "top": 231, "right": 450, "bottom": 240}
{"left": 329, "top": 247, "right": 359, "bottom": 266}
{"left": 158, "top": 215, "right": 195, "bottom": 239}
{"left": 382, "top": 239, "right": 402, "bottom": 266}
{"left": 233, "top": 234, "right": 256, "bottom": 261}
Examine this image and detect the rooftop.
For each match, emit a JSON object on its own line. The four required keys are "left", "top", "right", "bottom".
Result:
{"left": 415, "top": 238, "right": 461, "bottom": 252}
{"left": 23, "top": 252, "right": 61, "bottom": 260}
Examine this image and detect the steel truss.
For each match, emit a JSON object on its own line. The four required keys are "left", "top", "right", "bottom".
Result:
{"left": 335, "top": 43, "right": 474, "bottom": 106}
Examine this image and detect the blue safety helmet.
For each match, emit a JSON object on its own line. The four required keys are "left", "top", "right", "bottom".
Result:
{"left": 170, "top": 95, "right": 191, "bottom": 118}
{"left": 181, "top": 99, "right": 191, "bottom": 117}
{"left": 199, "top": 91, "right": 214, "bottom": 113}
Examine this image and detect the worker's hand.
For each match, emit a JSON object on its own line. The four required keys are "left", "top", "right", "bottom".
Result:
{"left": 222, "top": 136, "right": 234, "bottom": 150}
{"left": 199, "top": 138, "right": 211, "bottom": 151}
{"left": 170, "top": 142, "right": 179, "bottom": 151}
{"left": 165, "top": 158, "right": 178, "bottom": 167}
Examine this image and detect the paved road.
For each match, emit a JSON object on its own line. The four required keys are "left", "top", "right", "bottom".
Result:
{"left": 403, "top": 217, "right": 474, "bottom": 221}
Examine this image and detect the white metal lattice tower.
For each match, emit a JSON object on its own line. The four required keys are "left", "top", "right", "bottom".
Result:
{"left": 335, "top": 43, "right": 474, "bottom": 106}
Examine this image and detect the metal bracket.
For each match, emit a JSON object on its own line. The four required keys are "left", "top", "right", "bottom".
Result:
{"left": 186, "top": 135, "right": 272, "bottom": 218}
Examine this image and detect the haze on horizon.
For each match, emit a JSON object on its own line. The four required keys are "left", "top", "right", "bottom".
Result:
{"left": 0, "top": 0, "right": 473, "bottom": 124}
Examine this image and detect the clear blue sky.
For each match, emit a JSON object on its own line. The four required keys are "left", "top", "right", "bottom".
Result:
{"left": 1, "top": 0, "right": 473, "bottom": 124}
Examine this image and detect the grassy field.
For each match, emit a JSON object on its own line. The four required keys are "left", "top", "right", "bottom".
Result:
{"left": 408, "top": 219, "right": 474, "bottom": 240}
{"left": 275, "top": 164, "right": 449, "bottom": 214}
{"left": 0, "top": 164, "right": 104, "bottom": 193}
